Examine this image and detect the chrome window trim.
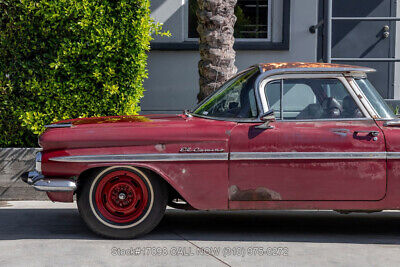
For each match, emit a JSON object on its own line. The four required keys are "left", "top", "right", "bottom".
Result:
{"left": 258, "top": 73, "right": 371, "bottom": 120}
{"left": 50, "top": 153, "right": 229, "bottom": 163}
{"left": 231, "top": 151, "right": 386, "bottom": 160}
{"left": 192, "top": 67, "right": 376, "bottom": 122}
{"left": 376, "top": 118, "right": 400, "bottom": 121}
{"left": 347, "top": 78, "right": 377, "bottom": 117}
{"left": 349, "top": 78, "right": 390, "bottom": 119}
{"left": 190, "top": 113, "right": 262, "bottom": 123}
{"left": 252, "top": 66, "right": 375, "bottom": 119}
{"left": 188, "top": 115, "right": 372, "bottom": 123}
{"left": 338, "top": 76, "right": 371, "bottom": 118}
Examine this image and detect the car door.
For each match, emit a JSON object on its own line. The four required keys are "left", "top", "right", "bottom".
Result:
{"left": 228, "top": 74, "right": 387, "bottom": 203}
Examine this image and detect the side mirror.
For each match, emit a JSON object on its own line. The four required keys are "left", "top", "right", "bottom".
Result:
{"left": 260, "top": 109, "right": 276, "bottom": 122}
{"left": 256, "top": 110, "right": 275, "bottom": 129}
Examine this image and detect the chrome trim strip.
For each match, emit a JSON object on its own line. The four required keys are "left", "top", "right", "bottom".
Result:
{"left": 387, "top": 152, "right": 400, "bottom": 159}
{"left": 274, "top": 118, "right": 372, "bottom": 122}
{"left": 48, "top": 151, "right": 396, "bottom": 163}
{"left": 44, "top": 123, "right": 72, "bottom": 128}
{"left": 230, "top": 152, "right": 387, "bottom": 160}
{"left": 50, "top": 153, "right": 229, "bottom": 162}
{"left": 383, "top": 119, "right": 400, "bottom": 127}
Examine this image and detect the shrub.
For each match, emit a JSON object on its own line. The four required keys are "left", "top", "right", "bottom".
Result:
{"left": 0, "top": 0, "right": 166, "bottom": 147}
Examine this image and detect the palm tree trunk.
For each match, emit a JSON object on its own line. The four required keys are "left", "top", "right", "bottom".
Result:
{"left": 196, "top": 0, "right": 238, "bottom": 102}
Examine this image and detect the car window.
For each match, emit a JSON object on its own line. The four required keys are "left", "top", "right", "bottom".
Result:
{"left": 193, "top": 68, "right": 259, "bottom": 118}
{"left": 264, "top": 78, "right": 365, "bottom": 120}
{"left": 265, "top": 81, "right": 281, "bottom": 118}
{"left": 282, "top": 82, "right": 316, "bottom": 119}
{"left": 354, "top": 78, "right": 396, "bottom": 119}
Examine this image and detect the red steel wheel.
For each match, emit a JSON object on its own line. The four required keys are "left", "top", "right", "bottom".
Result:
{"left": 78, "top": 166, "right": 167, "bottom": 238}
{"left": 94, "top": 170, "right": 149, "bottom": 224}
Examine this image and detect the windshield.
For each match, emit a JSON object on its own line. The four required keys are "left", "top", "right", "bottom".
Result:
{"left": 354, "top": 78, "right": 396, "bottom": 119}
{"left": 193, "top": 68, "right": 259, "bottom": 118}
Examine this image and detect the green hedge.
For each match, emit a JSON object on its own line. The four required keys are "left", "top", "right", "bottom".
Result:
{"left": 0, "top": 0, "right": 167, "bottom": 147}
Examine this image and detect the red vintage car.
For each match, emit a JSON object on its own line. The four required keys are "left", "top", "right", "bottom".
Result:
{"left": 22, "top": 62, "right": 400, "bottom": 238}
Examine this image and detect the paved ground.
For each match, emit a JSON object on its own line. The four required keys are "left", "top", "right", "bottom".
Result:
{"left": 1, "top": 201, "right": 400, "bottom": 267}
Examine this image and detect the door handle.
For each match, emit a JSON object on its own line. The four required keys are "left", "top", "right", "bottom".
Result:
{"left": 354, "top": 130, "right": 379, "bottom": 137}
{"left": 354, "top": 130, "right": 379, "bottom": 136}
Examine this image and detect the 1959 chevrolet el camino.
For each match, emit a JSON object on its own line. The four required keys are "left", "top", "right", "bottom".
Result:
{"left": 21, "top": 62, "right": 400, "bottom": 238}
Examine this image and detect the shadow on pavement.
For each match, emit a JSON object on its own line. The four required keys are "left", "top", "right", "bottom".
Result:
{"left": 1, "top": 207, "right": 400, "bottom": 244}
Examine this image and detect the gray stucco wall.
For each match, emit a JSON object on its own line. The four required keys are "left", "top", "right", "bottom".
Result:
{"left": 141, "top": 0, "right": 319, "bottom": 114}
{"left": 0, "top": 148, "right": 47, "bottom": 200}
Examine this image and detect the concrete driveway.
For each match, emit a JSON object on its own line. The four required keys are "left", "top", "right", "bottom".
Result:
{"left": 1, "top": 201, "right": 400, "bottom": 266}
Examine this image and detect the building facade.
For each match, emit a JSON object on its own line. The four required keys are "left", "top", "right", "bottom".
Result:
{"left": 141, "top": 0, "right": 400, "bottom": 114}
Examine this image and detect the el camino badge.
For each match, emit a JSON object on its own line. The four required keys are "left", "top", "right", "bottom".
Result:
{"left": 179, "top": 147, "right": 225, "bottom": 153}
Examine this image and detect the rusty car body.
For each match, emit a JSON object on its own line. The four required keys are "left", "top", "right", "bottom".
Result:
{"left": 22, "top": 62, "right": 400, "bottom": 238}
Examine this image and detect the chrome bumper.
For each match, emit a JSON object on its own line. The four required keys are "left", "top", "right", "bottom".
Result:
{"left": 20, "top": 171, "right": 77, "bottom": 192}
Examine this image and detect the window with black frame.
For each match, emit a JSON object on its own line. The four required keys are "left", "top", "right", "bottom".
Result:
{"left": 188, "top": 0, "right": 271, "bottom": 40}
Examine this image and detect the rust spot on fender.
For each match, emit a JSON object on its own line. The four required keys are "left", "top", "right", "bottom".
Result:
{"left": 229, "top": 185, "right": 281, "bottom": 201}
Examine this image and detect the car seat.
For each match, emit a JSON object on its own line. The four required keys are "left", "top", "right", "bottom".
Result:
{"left": 342, "top": 95, "right": 363, "bottom": 118}
{"left": 321, "top": 97, "right": 342, "bottom": 118}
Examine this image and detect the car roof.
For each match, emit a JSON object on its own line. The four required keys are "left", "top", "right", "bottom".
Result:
{"left": 256, "top": 62, "right": 375, "bottom": 75}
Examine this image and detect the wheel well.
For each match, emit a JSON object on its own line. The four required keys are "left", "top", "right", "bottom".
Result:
{"left": 75, "top": 167, "right": 103, "bottom": 195}
{"left": 76, "top": 166, "right": 193, "bottom": 209}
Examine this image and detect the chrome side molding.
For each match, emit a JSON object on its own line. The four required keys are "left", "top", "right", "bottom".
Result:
{"left": 49, "top": 153, "right": 229, "bottom": 163}
{"left": 386, "top": 152, "right": 400, "bottom": 159}
{"left": 49, "top": 151, "right": 392, "bottom": 163}
{"left": 383, "top": 119, "right": 400, "bottom": 127}
{"left": 230, "top": 151, "right": 387, "bottom": 160}
{"left": 44, "top": 123, "right": 72, "bottom": 128}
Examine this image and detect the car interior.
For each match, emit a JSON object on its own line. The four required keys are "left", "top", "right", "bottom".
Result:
{"left": 197, "top": 75, "right": 365, "bottom": 121}
{"left": 265, "top": 78, "right": 365, "bottom": 120}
